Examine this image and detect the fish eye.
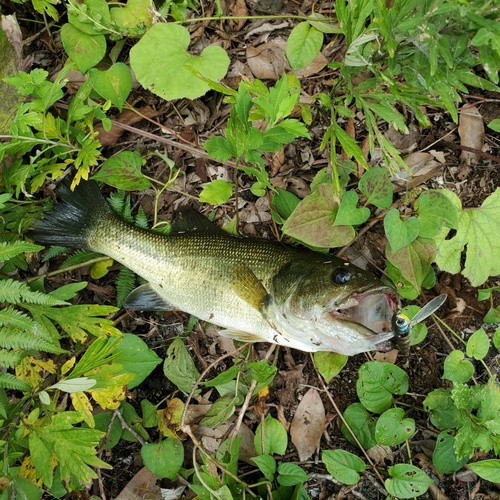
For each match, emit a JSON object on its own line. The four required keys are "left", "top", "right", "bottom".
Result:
{"left": 331, "top": 269, "right": 351, "bottom": 284}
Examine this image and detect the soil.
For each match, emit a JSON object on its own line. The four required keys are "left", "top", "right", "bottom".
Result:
{"left": 3, "top": 1, "right": 500, "bottom": 499}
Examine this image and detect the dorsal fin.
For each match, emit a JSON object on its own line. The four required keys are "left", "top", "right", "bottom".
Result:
{"left": 170, "top": 206, "right": 225, "bottom": 235}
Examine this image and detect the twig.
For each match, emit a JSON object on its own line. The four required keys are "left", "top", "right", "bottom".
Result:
{"left": 113, "top": 408, "right": 146, "bottom": 446}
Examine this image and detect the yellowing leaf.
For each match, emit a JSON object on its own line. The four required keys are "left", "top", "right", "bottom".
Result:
{"left": 16, "top": 357, "right": 57, "bottom": 387}
{"left": 90, "top": 258, "right": 113, "bottom": 279}
{"left": 435, "top": 188, "right": 500, "bottom": 286}
{"left": 86, "top": 363, "right": 135, "bottom": 409}
{"left": 61, "top": 356, "right": 76, "bottom": 376}
{"left": 71, "top": 392, "right": 95, "bottom": 428}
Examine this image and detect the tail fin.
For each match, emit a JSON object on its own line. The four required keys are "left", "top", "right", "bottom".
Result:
{"left": 29, "top": 179, "right": 113, "bottom": 249}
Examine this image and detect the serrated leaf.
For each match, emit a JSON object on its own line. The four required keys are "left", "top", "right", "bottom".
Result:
{"left": 282, "top": 183, "right": 354, "bottom": 248}
{"left": 334, "top": 191, "right": 370, "bottom": 226}
{"left": 130, "top": 23, "right": 229, "bottom": 101}
{"left": 375, "top": 408, "right": 415, "bottom": 446}
{"left": 199, "top": 180, "right": 234, "bottom": 205}
{"left": 358, "top": 167, "right": 393, "bottom": 209}
{"left": 0, "top": 241, "right": 44, "bottom": 263}
{"left": 254, "top": 415, "right": 287, "bottom": 455}
{"left": 286, "top": 22, "right": 323, "bottom": 70}
{"left": 435, "top": 188, "right": 500, "bottom": 286}
{"left": 442, "top": 350, "right": 474, "bottom": 383}
{"left": 384, "top": 209, "right": 419, "bottom": 252}
{"left": 322, "top": 449, "right": 366, "bottom": 485}
{"left": 91, "top": 151, "right": 148, "bottom": 190}
{"left": 385, "top": 464, "right": 433, "bottom": 499}
{"left": 140, "top": 439, "right": 184, "bottom": 479}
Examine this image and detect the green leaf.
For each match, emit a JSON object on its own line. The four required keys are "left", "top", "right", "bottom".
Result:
{"left": 67, "top": 0, "right": 111, "bottom": 35}
{"left": 277, "top": 462, "right": 309, "bottom": 486}
{"left": 313, "top": 351, "right": 348, "bottom": 383}
{"left": 272, "top": 188, "right": 300, "bottom": 223}
{"left": 466, "top": 328, "right": 490, "bottom": 360}
{"left": 88, "top": 63, "right": 132, "bottom": 111}
{"left": 92, "top": 151, "right": 149, "bottom": 190}
{"left": 130, "top": 23, "right": 229, "bottom": 101}
{"left": 341, "top": 403, "right": 377, "bottom": 449}
{"left": 109, "top": 0, "right": 153, "bottom": 30}
{"left": 334, "top": 191, "right": 370, "bottom": 226}
{"left": 163, "top": 337, "right": 200, "bottom": 394}
{"left": 252, "top": 455, "right": 276, "bottom": 482}
{"left": 400, "top": 305, "right": 428, "bottom": 346}
{"left": 282, "top": 183, "right": 355, "bottom": 248}
{"left": 0, "top": 241, "right": 44, "bottom": 263}
{"left": 435, "top": 189, "right": 500, "bottom": 286}
{"left": 200, "top": 396, "right": 237, "bottom": 427}
{"left": 199, "top": 180, "right": 234, "bottom": 205}
{"left": 375, "top": 408, "right": 415, "bottom": 446}
{"left": 49, "top": 377, "right": 97, "bottom": 393}
{"left": 48, "top": 282, "right": 88, "bottom": 301}
{"left": 254, "top": 415, "right": 287, "bottom": 455}
{"left": 356, "top": 361, "right": 408, "bottom": 414}
{"left": 442, "top": 351, "right": 474, "bottom": 383}
{"left": 488, "top": 118, "right": 500, "bottom": 133}
{"left": 469, "top": 460, "right": 500, "bottom": 483}
{"left": 140, "top": 439, "right": 184, "bottom": 479}
{"left": 415, "top": 189, "right": 458, "bottom": 238}
{"left": 322, "top": 449, "right": 366, "bottom": 485}
{"left": 113, "top": 334, "right": 162, "bottom": 389}
{"left": 358, "top": 167, "right": 393, "bottom": 209}
{"left": 385, "top": 464, "right": 433, "bottom": 499}
{"left": 384, "top": 209, "right": 419, "bottom": 253}
{"left": 433, "top": 431, "right": 469, "bottom": 474}
{"left": 0, "top": 372, "right": 31, "bottom": 391}
{"left": 286, "top": 22, "right": 323, "bottom": 70}
{"left": 205, "top": 136, "right": 236, "bottom": 162}
{"left": 60, "top": 24, "right": 106, "bottom": 74}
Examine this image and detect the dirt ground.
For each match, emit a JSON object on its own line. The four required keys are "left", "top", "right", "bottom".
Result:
{"left": 4, "top": 0, "right": 500, "bottom": 498}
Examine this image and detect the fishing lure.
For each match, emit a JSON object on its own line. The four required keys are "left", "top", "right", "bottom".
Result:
{"left": 392, "top": 294, "right": 447, "bottom": 355}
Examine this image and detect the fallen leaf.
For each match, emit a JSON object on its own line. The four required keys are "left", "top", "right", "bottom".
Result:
{"left": 229, "top": 0, "right": 248, "bottom": 31}
{"left": 458, "top": 104, "right": 484, "bottom": 165}
{"left": 290, "top": 388, "right": 326, "bottom": 461}
{"left": 366, "top": 444, "right": 394, "bottom": 465}
{"left": 114, "top": 466, "right": 162, "bottom": 500}
{"left": 391, "top": 152, "right": 442, "bottom": 190}
{"left": 373, "top": 349, "right": 399, "bottom": 364}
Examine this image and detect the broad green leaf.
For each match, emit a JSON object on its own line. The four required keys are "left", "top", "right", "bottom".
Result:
{"left": 375, "top": 408, "right": 415, "bottom": 446}
{"left": 120, "top": 401, "right": 150, "bottom": 442}
{"left": 130, "top": 23, "right": 229, "bottom": 101}
{"left": 60, "top": 24, "right": 106, "bottom": 74}
{"left": 282, "top": 183, "right": 355, "bottom": 248}
{"left": 358, "top": 167, "right": 393, "bottom": 209}
{"left": 433, "top": 431, "right": 469, "bottom": 474}
{"left": 442, "top": 350, "right": 474, "bottom": 383}
{"left": 67, "top": 0, "right": 111, "bottom": 35}
{"left": 334, "top": 191, "right": 370, "bottom": 226}
{"left": 313, "top": 351, "right": 348, "bottom": 383}
{"left": 254, "top": 415, "right": 287, "bottom": 455}
{"left": 356, "top": 361, "right": 408, "bottom": 414}
{"left": 200, "top": 396, "right": 237, "bottom": 427}
{"left": 384, "top": 209, "right": 419, "bottom": 252}
{"left": 466, "top": 328, "right": 490, "bottom": 360}
{"left": 435, "top": 189, "right": 500, "bottom": 286}
{"left": 277, "top": 462, "right": 309, "bottom": 486}
{"left": 386, "top": 260, "right": 419, "bottom": 300}
{"left": 322, "top": 449, "right": 365, "bottom": 485}
{"left": 49, "top": 377, "right": 97, "bottom": 393}
{"left": 286, "top": 22, "right": 323, "bottom": 70}
{"left": 423, "top": 388, "right": 461, "bottom": 429}
{"left": 29, "top": 432, "right": 53, "bottom": 487}
{"left": 271, "top": 188, "right": 300, "bottom": 223}
{"left": 92, "top": 151, "right": 148, "bottom": 190}
{"left": 469, "top": 460, "right": 500, "bottom": 483}
{"left": 385, "top": 464, "right": 433, "bottom": 499}
{"left": 113, "top": 334, "right": 161, "bottom": 389}
{"left": 252, "top": 455, "right": 276, "bottom": 482}
{"left": 48, "top": 282, "right": 88, "bottom": 301}
{"left": 488, "top": 118, "right": 500, "bottom": 132}
{"left": 341, "top": 402, "right": 377, "bottom": 449}
{"left": 199, "top": 180, "right": 234, "bottom": 205}
{"left": 415, "top": 189, "right": 458, "bottom": 238}
{"left": 88, "top": 63, "right": 132, "bottom": 111}
{"left": 140, "top": 439, "right": 184, "bottom": 479}
{"left": 163, "top": 337, "right": 200, "bottom": 394}
{"left": 109, "top": 0, "right": 153, "bottom": 29}
{"left": 204, "top": 136, "right": 235, "bottom": 162}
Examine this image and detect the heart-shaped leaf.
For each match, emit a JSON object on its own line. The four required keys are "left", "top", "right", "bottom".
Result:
{"left": 334, "top": 190, "right": 370, "bottom": 226}
{"left": 130, "top": 23, "right": 230, "bottom": 101}
{"left": 359, "top": 167, "right": 393, "bottom": 209}
{"left": 110, "top": 0, "right": 153, "bottom": 29}
{"left": 384, "top": 209, "right": 419, "bottom": 252}
{"left": 375, "top": 408, "right": 415, "bottom": 446}
{"left": 88, "top": 63, "right": 132, "bottom": 111}
{"left": 443, "top": 350, "right": 474, "bottom": 383}
{"left": 61, "top": 24, "right": 106, "bottom": 74}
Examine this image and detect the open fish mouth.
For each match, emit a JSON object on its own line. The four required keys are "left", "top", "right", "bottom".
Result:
{"left": 329, "top": 287, "right": 399, "bottom": 336}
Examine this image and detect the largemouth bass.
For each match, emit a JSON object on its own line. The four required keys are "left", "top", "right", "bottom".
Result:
{"left": 29, "top": 180, "right": 398, "bottom": 355}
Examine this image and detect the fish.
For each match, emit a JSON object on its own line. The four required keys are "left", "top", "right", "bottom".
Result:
{"left": 29, "top": 179, "right": 399, "bottom": 355}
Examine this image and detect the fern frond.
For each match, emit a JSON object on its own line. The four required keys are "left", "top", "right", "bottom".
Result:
{"left": 0, "top": 372, "right": 30, "bottom": 391}
{"left": 0, "top": 307, "right": 36, "bottom": 331}
{"left": 135, "top": 206, "right": 149, "bottom": 229}
{"left": 0, "top": 278, "right": 68, "bottom": 306}
{"left": 0, "top": 348, "right": 25, "bottom": 369}
{"left": 116, "top": 267, "right": 136, "bottom": 308}
{"left": 121, "top": 195, "right": 133, "bottom": 223}
{"left": 60, "top": 250, "right": 102, "bottom": 270}
{"left": 42, "top": 245, "right": 70, "bottom": 262}
{"left": 0, "top": 241, "right": 44, "bottom": 263}
{"left": 107, "top": 190, "right": 126, "bottom": 214}
{"left": 0, "top": 328, "right": 65, "bottom": 354}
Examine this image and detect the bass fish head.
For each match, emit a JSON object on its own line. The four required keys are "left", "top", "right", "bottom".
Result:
{"left": 267, "top": 258, "right": 399, "bottom": 355}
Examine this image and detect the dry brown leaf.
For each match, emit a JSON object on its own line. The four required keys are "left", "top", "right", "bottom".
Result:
{"left": 458, "top": 104, "right": 485, "bottom": 165}
{"left": 229, "top": 0, "right": 248, "bottom": 31}
{"left": 114, "top": 466, "right": 163, "bottom": 500}
{"left": 391, "top": 152, "right": 442, "bottom": 190}
{"left": 373, "top": 349, "right": 399, "bottom": 364}
{"left": 366, "top": 444, "right": 394, "bottom": 465}
{"left": 290, "top": 388, "right": 326, "bottom": 461}
{"left": 294, "top": 52, "right": 328, "bottom": 79}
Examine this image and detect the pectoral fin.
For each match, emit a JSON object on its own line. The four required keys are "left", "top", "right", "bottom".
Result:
{"left": 231, "top": 262, "right": 269, "bottom": 312}
{"left": 124, "top": 283, "right": 175, "bottom": 311}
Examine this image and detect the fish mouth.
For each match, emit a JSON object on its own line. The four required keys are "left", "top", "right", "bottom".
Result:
{"left": 329, "top": 286, "right": 399, "bottom": 346}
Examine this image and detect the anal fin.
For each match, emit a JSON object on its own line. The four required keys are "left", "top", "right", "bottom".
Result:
{"left": 124, "top": 283, "right": 175, "bottom": 311}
